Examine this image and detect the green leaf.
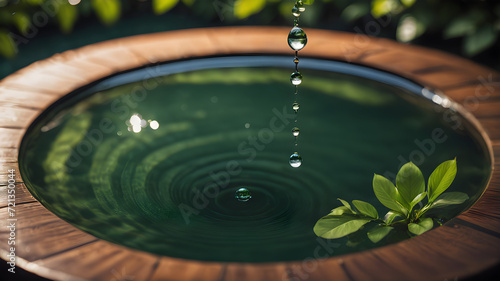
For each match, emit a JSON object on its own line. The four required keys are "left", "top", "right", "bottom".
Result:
{"left": 330, "top": 206, "right": 353, "bottom": 216}
{"left": 464, "top": 25, "right": 498, "bottom": 57}
{"left": 400, "top": 0, "right": 415, "bottom": 7}
{"left": 444, "top": 18, "right": 476, "bottom": 39}
{"left": 409, "top": 192, "right": 426, "bottom": 208}
{"left": 25, "top": 0, "right": 44, "bottom": 4}
{"left": 396, "top": 162, "right": 425, "bottom": 209}
{"left": 428, "top": 159, "right": 457, "bottom": 202}
{"left": 371, "top": 0, "right": 399, "bottom": 18}
{"left": 373, "top": 174, "right": 407, "bottom": 215}
{"left": 314, "top": 215, "right": 371, "bottom": 239}
{"left": 0, "top": 30, "right": 17, "bottom": 58}
{"left": 234, "top": 0, "right": 266, "bottom": 19}
{"left": 12, "top": 13, "right": 31, "bottom": 36}
{"left": 408, "top": 217, "right": 433, "bottom": 235}
{"left": 152, "top": 0, "right": 179, "bottom": 15}
{"left": 340, "top": 3, "right": 370, "bottom": 22}
{"left": 338, "top": 198, "right": 355, "bottom": 213}
{"left": 430, "top": 192, "right": 469, "bottom": 209}
{"left": 91, "top": 0, "right": 121, "bottom": 26}
{"left": 367, "top": 224, "right": 394, "bottom": 243}
{"left": 383, "top": 211, "right": 403, "bottom": 224}
{"left": 181, "top": 0, "right": 194, "bottom": 6}
{"left": 302, "top": 0, "right": 315, "bottom": 5}
{"left": 57, "top": 3, "right": 78, "bottom": 34}
{"left": 352, "top": 200, "right": 379, "bottom": 219}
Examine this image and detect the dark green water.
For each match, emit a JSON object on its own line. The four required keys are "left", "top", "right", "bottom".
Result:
{"left": 19, "top": 56, "right": 491, "bottom": 262}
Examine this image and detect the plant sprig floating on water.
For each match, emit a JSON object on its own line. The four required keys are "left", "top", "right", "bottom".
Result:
{"left": 314, "top": 159, "right": 469, "bottom": 243}
{"left": 287, "top": 0, "right": 308, "bottom": 168}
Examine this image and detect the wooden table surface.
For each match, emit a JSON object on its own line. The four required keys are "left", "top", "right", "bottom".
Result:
{"left": 0, "top": 27, "right": 499, "bottom": 281}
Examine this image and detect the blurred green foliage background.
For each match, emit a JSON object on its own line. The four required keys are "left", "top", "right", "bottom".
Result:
{"left": 0, "top": 0, "right": 499, "bottom": 77}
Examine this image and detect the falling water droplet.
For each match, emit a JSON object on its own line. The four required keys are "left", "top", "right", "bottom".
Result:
{"left": 289, "top": 152, "right": 302, "bottom": 168}
{"left": 288, "top": 27, "right": 308, "bottom": 51}
{"left": 292, "top": 5, "right": 301, "bottom": 17}
{"left": 294, "top": 18, "right": 299, "bottom": 27}
{"left": 297, "top": 1, "right": 305, "bottom": 12}
{"left": 292, "top": 127, "right": 300, "bottom": 137}
{"left": 293, "top": 57, "right": 299, "bottom": 64}
{"left": 235, "top": 188, "right": 252, "bottom": 202}
{"left": 290, "top": 71, "right": 303, "bottom": 85}
{"left": 292, "top": 102, "right": 300, "bottom": 113}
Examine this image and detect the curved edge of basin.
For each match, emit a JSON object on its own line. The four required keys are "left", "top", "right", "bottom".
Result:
{"left": 0, "top": 27, "right": 499, "bottom": 281}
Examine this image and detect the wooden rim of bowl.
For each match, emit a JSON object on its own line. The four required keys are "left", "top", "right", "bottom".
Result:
{"left": 1, "top": 27, "right": 499, "bottom": 281}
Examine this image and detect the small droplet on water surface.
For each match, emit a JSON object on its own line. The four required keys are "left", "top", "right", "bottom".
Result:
{"left": 290, "top": 71, "right": 303, "bottom": 85}
{"left": 292, "top": 102, "right": 300, "bottom": 112}
{"left": 235, "top": 188, "right": 252, "bottom": 202}
{"left": 288, "top": 27, "right": 308, "bottom": 51}
{"left": 289, "top": 152, "right": 302, "bottom": 168}
{"left": 292, "top": 127, "right": 300, "bottom": 137}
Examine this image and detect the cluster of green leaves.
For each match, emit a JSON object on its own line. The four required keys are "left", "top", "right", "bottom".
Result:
{"left": 0, "top": 0, "right": 121, "bottom": 58}
{"left": 0, "top": 0, "right": 499, "bottom": 59}
{"left": 231, "top": 0, "right": 499, "bottom": 57}
{"left": 314, "top": 159, "right": 469, "bottom": 243}
{"left": 0, "top": 0, "right": 195, "bottom": 58}
{"left": 337, "top": 0, "right": 500, "bottom": 56}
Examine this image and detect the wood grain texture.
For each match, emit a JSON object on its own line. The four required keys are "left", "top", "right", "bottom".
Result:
{"left": 149, "top": 258, "right": 224, "bottom": 281}
{"left": 0, "top": 183, "right": 35, "bottom": 206}
{"left": 0, "top": 203, "right": 98, "bottom": 261}
{"left": 224, "top": 263, "right": 288, "bottom": 281}
{"left": 286, "top": 258, "right": 351, "bottom": 281}
{"left": 36, "top": 241, "right": 159, "bottom": 281}
{"left": 0, "top": 27, "right": 498, "bottom": 281}
{"left": 0, "top": 148, "right": 17, "bottom": 163}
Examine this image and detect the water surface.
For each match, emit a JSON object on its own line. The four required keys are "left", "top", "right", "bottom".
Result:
{"left": 20, "top": 56, "right": 491, "bottom": 262}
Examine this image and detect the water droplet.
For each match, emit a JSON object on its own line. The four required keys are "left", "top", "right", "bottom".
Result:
{"left": 293, "top": 57, "right": 299, "bottom": 64}
{"left": 292, "top": 127, "right": 300, "bottom": 137}
{"left": 288, "top": 27, "right": 307, "bottom": 51}
{"left": 292, "top": 102, "right": 300, "bottom": 113}
{"left": 294, "top": 18, "right": 299, "bottom": 27}
{"left": 292, "top": 5, "right": 301, "bottom": 17}
{"left": 235, "top": 188, "right": 251, "bottom": 202}
{"left": 290, "top": 71, "right": 302, "bottom": 85}
{"left": 296, "top": 1, "right": 305, "bottom": 12}
{"left": 289, "top": 152, "right": 302, "bottom": 168}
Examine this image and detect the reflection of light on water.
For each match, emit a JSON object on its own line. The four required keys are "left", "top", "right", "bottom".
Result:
{"left": 422, "top": 88, "right": 452, "bottom": 108}
{"left": 68, "top": 0, "right": 81, "bottom": 5}
{"left": 126, "top": 114, "right": 159, "bottom": 134}
{"left": 132, "top": 125, "right": 142, "bottom": 133}
{"left": 130, "top": 114, "right": 142, "bottom": 127}
{"left": 150, "top": 120, "right": 160, "bottom": 130}
{"left": 432, "top": 95, "right": 451, "bottom": 108}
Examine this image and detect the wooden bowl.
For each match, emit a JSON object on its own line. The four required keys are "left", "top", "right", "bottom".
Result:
{"left": 1, "top": 27, "right": 499, "bottom": 281}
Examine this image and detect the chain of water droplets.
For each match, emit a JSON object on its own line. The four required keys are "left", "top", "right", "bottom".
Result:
{"left": 288, "top": 0, "right": 307, "bottom": 168}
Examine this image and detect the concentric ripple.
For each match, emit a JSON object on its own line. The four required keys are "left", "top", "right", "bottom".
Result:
{"left": 19, "top": 57, "right": 491, "bottom": 262}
